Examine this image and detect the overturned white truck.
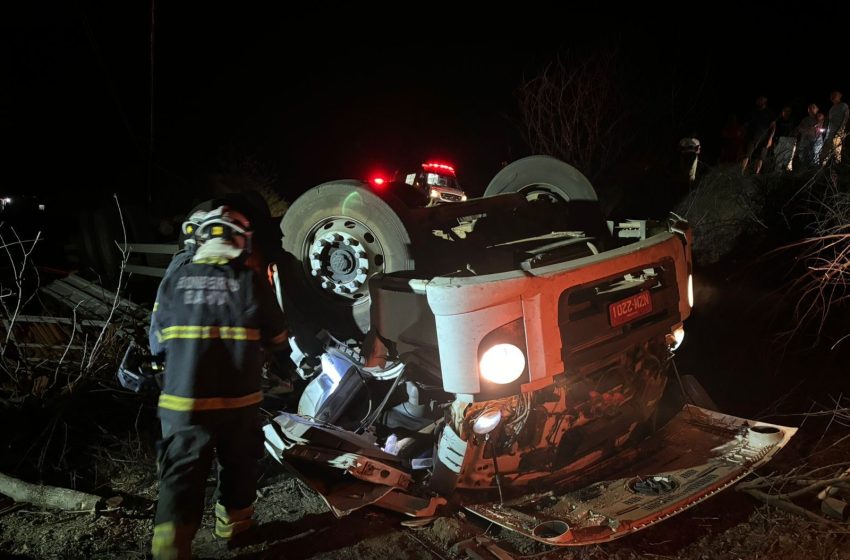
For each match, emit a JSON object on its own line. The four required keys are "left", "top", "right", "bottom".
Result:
{"left": 264, "top": 156, "right": 794, "bottom": 546}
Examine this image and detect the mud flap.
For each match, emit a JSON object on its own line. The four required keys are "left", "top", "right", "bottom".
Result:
{"left": 464, "top": 405, "right": 796, "bottom": 546}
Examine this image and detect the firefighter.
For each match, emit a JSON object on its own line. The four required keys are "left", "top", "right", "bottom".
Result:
{"left": 149, "top": 206, "right": 288, "bottom": 559}
{"left": 146, "top": 197, "right": 269, "bottom": 383}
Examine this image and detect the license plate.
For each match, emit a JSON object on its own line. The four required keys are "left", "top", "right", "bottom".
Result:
{"left": 608, "top": 291, "right": 652, "bottom": 327}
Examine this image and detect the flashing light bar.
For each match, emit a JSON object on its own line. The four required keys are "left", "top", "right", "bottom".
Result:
{"left": 422, "top": 162, "right": 456, "bottom": 176}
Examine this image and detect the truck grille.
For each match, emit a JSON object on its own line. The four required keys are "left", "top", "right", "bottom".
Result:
{"left": 557, "top": 258, "right": 679, "bottom": 367}
{"left": 441, "top": 193, "right": 462, "bottom": 202}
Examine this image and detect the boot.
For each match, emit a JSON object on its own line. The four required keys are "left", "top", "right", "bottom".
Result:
{"left": 152, "top": 522, "right": 195, "bottom": 560}
{"left": 214, "top": 502, "right": 255, "bottom": 539}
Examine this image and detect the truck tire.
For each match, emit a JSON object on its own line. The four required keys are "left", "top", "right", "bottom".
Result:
{"left": 281, "top": 180, "right": 414, "bottom": 338}
{"left": 484, "top": 155, "right": 598, "bottom": 202}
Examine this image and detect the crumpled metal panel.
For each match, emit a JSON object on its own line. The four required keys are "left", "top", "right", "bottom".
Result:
{"left": 454, "top": 336, "right": 669, "bottom": 489}
{"left": 264, "top": 412, "right": 428, "bottom": 518}
{"left": 465, "top": 405, "right": 796, "bottom": 546}
{"left": 295, "top": 471, "right": 397, "bottom": 518}
{"left": 265, "top": 412, "right": 399, "bottom": 462}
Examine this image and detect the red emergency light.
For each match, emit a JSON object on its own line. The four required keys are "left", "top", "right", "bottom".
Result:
{"left": 422, "top": 161, "right": 456, "bottom": 176}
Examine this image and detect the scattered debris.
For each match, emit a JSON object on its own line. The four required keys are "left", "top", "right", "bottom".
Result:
{"left": 401, "top": 516, "right": 437, "bottom": 528}
{"left": 0, "top": 315, "right": 118, "bottom": 363}
{"left": 41, "top": 274, "right": 149, "bottom": 332}
{"left": 0, "top": 472, "right": 100, "bottom": 512}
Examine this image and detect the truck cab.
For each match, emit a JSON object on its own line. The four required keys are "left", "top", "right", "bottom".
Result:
{"left": 266, "top": 156, "right": 795, "bottom": 545}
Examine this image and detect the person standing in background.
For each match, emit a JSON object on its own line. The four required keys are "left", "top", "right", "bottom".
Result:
{"left": 741, "top": 96, "right": 776, "bottom": 174}
{"left": 821, "top": 91, "right": 849, "bottom": 165}
{"left": 773, "top": 106, "right": 796, "bottom": 171}
{"left": 796, "top": 104, "right": 820, "bottom": 169}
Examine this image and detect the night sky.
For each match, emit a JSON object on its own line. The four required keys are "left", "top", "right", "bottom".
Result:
{"left": 5, "top": 3, "right": 847, "bottom": 211}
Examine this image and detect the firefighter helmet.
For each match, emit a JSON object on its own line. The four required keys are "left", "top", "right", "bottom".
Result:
{"left": 180, "top": 210, "right": 208, "bottom": 247}
{"left": 193, "top": 206, "right": 253, "bottom": 253}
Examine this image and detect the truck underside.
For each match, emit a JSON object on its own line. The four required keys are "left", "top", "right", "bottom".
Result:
{"left": 264, "top": 156, "right": 794, "bottom": 544}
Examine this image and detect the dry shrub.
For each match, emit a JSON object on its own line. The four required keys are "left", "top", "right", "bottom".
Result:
{"left": 777, "top": 162, "right": 850, "bottom": 345}
{"left": 674, "top": 164, "right": 766, "bottom": 265}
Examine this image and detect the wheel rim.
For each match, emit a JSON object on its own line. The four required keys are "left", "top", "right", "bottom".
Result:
{"left": 303, "top": 216, "right": 385, "bottom": 302}
{"left": 519, "top": 184, "right": 564, "bottom": 203}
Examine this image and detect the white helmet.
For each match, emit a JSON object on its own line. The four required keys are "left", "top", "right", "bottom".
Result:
{"left": 180, "top": 210, "right": 208, "bottom": 247}
{"left": 193, "top": 206, "right": 253, "bottom": 254}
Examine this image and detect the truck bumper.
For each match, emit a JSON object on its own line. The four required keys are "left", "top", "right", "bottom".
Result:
{"left": 264, "top": 404, "right": 794, "bottom": 544}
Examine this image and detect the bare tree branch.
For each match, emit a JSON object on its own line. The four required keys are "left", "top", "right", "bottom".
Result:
{"left": 517, "top": 51, "right": 628, "bottom": 182}
{"left": 83, "top": 194, "right": 129, "bottom": 377}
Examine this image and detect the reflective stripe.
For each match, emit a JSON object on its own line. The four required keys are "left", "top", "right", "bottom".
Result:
{"left": 158, "top": 391, "right": 263, "bottom": 411}
{"left": 160, "top": 325, "right": 260, "bottom": 341}
{"left": 151, "top": 522, "right": 176, "bottom": 559}
{"left": 193, "top": 256, "right": 230, "bottom": 265}
{"left": 153, "top": 301, "right": 159, "bottom": 312}
{"left": 215, "top": 502, "right": 254, "bottom": 523}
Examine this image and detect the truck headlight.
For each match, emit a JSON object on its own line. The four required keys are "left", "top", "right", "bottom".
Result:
{"left": 472, "top": 409, "right": 502, "bottom": 435}
{"left": 688, "top": 274, "right": 694, "bottom": 308}
{"left": 429, "top": 189, "right": 440, "bottom": 198}
{"left": 667, "top": 325, "right": 685, "bottom": 350}
{"left": 479, "top": 344, "right": 526, "bottom": 384}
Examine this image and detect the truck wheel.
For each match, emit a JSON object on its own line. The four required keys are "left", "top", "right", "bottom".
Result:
{"left": 281, "top": 180, "right": 414, "bottom": 338}
{"left": 484, "top": 155, "right": 598, "bottom": 202}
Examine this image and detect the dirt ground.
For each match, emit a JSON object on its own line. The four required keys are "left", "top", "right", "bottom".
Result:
{"left": 2, "top": 449, "right": 849, "bottom": 560}
{"left": 4, "top": 280, "right": 850, "bottom": 559}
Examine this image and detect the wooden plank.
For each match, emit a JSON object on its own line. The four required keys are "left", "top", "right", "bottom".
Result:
{"left": 128, "top": 243, "right": 178, "bottom": 255}
{"left": 2, "top": 315, "right": 107, "bottom": 328}
{"left": 41, "top": 275, "right": 151, "bottom": 326}
{"left": 124, "top": 264, "right": 166, "bottom": 278}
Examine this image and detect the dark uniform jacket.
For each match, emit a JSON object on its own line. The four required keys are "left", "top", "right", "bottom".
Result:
{"left": 150, "top": 259, "right": 288, "bottom": 418}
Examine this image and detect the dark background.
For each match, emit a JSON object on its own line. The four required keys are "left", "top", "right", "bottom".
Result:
{"left": 3, "top": 3, "right": 847, "bottom": 210}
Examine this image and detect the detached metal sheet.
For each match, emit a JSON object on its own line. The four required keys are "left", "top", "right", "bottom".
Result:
{"left": 465, "top": 405, "right": 796, "bottom": 546}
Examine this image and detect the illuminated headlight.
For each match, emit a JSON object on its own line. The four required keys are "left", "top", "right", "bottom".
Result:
{"left": 687, "top": 274, "right": 694, "bottom": 308}
{"left": 472, "top": 409, "right": 502, "bottom": 435}
{"left": 429, "top": 189, "right": 440, "bottom": 198}
{"left": 667, "top": 326, "right": 685, "bottom": 350}
{"left": 479, "top": 343, "right": 526, "bottom": 384}
{"left": 461, "top": 194, "right": 467, "bottom": 201}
